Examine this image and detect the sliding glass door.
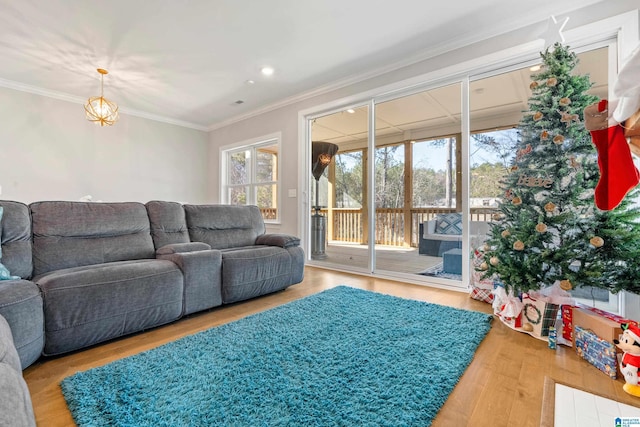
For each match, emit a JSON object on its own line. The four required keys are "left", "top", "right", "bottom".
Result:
{"left": 309, "top": 106, "right": 370, "bottom": 271}
{"left": 305, "top": 41, "right": 620, "bottom": 298}
{"left": 373, "top": 84, "right": 463, "bottom": 284}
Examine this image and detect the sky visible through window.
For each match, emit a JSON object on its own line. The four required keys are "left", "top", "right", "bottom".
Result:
{"left": 414, "top": 129, "right": 516, "bottom": 171}
{"left": 336, "top": 129, "right": 516, "bottom": 172}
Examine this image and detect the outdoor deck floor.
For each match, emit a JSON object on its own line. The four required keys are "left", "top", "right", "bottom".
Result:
{"left": 321, "top": 241, "right": 443, "bottom": 274}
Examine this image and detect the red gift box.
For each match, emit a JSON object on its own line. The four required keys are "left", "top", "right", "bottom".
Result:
{"left": 561, "top": 305, "right": 574, "bottom": 341}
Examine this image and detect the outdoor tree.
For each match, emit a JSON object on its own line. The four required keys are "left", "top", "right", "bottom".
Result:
{"left": 470, "top": 163, "right": 506, "bottom": 199}
{"left": 471, "top": 130, "right": 519, "bottom": 170}
{"left": 479, "top": 43, "right": 640, "bottom": 295}
{"left": 335, "top": 152, "right": 363, "bottom": 208}
{"left": 375, "top": 146, "right": 404, "bottom": 208}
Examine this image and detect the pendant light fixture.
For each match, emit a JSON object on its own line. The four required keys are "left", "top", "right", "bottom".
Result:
{"left": 84, "top": 68, "right": 119, "bottom": 126}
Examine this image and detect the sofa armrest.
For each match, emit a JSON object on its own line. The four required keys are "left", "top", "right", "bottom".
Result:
{"left": 255, "top": 233, "right": 300, "bottom": 248}
{"left": 423, "top": 220, "right": 437, "bottom": 237}
{"left": 0, "top": 314, "right": 36, "bottom": 427}
{"left": 157, "top": 249, "right": 222, "bottom": 315}
{"left": 156, "top": 242, "right": 211, "bottom": 255}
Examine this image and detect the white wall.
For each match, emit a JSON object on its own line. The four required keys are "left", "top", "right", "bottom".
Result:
{"left": 0, "top": 86, "right": 210, "bottom": 204}
{"left": 208, "top": 1, "right": 640, "bottom": 238}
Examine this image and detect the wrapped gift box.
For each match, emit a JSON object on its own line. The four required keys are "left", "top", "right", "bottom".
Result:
{"left": 576, "top": 303, "right": 638, "bottom": 327}
{"left": 561, "top": 305, "right": 574, "bottom": 341}
{"left": 470, "top": 285, "right": 493, "bottom": 304}
{"left": 572, "top": 307, "right": 639, "bottom": 376}
{"left": 574, "top": 325, "right": 617, "bottom": 379}
{"left": 572, "top": 307, "right": 624, "bottom": 344}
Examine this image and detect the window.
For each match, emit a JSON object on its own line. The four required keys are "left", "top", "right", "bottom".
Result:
{"left": 222, "top": 135, "right": 280, "bottom": 222}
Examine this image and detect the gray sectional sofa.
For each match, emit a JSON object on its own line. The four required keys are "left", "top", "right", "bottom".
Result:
{"left": 0, "top": 199, "right": 304, "bottom": 424}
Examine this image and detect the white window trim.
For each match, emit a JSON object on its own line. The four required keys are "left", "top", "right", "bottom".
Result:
{"left": 220, "top": 132, "right": 282, "bottom": 224}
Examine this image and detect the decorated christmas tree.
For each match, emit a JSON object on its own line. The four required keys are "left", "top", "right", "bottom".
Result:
{"left": 479, "top": 43, "right": 640, "bottom": 296}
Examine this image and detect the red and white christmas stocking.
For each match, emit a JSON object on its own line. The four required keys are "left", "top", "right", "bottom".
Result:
{"left": 586, "top": 100, "right": 640, "bottom": 210}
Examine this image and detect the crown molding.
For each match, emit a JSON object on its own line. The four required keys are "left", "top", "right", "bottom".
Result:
{"left": 207, "top": 3, "right": 606, "bottom": 132}
{"left": 0, "top": 77, "right": 209, "bottom": 132}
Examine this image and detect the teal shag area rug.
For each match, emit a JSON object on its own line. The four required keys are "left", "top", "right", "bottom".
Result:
{"left": 61, "top": 286, "right": 492, "bottom": 426}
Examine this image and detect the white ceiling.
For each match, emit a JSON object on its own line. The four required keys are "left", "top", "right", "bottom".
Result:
{"left": 0, "top": 0, "right": 604, "bottom": 130}
{"left": 312, "top": 48, "right": 609, "bottom": 147}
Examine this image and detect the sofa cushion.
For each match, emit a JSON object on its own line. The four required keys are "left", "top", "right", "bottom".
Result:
{"left": 0, "top": 263, "right": 18, "bottom": 280}
{"left": 36, "top": 259, "right": 183, "bottom": 355}
{"left": 0, "top": 315, "right": 36, "bottom": 427}
{"left": 146, "top": 201, "right": 190, "bottom": 248}
{"left": 0, "top": 201, "right": 33, "bottom": 279}
{"left": 0, "top": 206, "right": 3, "bottom": 259}
{"left": 435, "top": 213, "right": 462, "bottom": 235}
{"left": 184, "top": 204, "right": 265, "bottom": 249}
{"left": 0, "top": 280, "right": 44, "bottom": 369}
{"left": 31, "top": 201, "right": 156, "bottom": 276}
{"left": 220, "top": 246, "right": 294, "bottom": 303}
{"left": 0, "top": 205, "right": 18, "bottom": 278}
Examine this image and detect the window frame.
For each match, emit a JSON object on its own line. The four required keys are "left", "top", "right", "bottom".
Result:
{"left": 220, "top": 132, "right": 281, "bottom": 224}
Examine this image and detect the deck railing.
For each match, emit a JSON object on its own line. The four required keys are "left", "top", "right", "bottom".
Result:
{"left": 320, "top": 207, "right": 498, "bottom": 247}
{"left": 261, "top": 206, "right": 498, "bottom": 248}
{"left": 259, "top": 208, "right": 278, "bottom": 220}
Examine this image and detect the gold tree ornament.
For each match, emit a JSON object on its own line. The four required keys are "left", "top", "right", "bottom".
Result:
{"left": 533, "top": 111, "right": 544, "bottom": 121}
{"left": 480, "top": 262, "right": 488, "bottom": 271}
{"left": 560, "top": 280, "right": 573, "bottom": 291}
{"left": 541, "top": 130, "right": 550, "bottom": 141}
{"left": 544, "top": 202, "right": 556, "bottom": 212}
{"left": 501, "top": 230, "right": 511, "bottom": 238}
{"left": 568, "top": 156, "right": 580, "bottom": 169}
{"left": 522, "top": 323, "right": 534, "bottom": 332}
{"left": 559, "top": 97, "right": 572, "bottom": 106}
{"left": 553, "top": 135, "right": 565, "bottom": 145}
{"left": 546, "top": 77, "right": 557, "bottom": 86}
{"left": 535, "top": 223, "right": 548, "bottom": 233}
{"left": 516, "top": 144, "right": 532, "bottom": 162}
{"left": 560, "top": 111, "right": 580, "bottom": 125}
{"left": 590, "top": 236, "right": 605, "bottom": 247}
{"left": 530, "top": 81, "right": 539, "bottom": 90}
{"left": 513, "top": 240, "right": 525, "bottom": 251}
{"left": 512, "top": 196, "right": 522, "bottom": 206}
{"left": 505, "top": 189, "right": 514, "bottom": 200}
{"left": 490, "top": 256, "right": 499, "bottom": 266}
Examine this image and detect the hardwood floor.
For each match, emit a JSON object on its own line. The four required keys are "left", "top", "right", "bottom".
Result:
{"left": 23, "top": 266, "right": 639, "bottom": 426}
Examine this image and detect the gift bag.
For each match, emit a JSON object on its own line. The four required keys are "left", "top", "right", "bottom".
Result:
{"left": 496, "top": 290, "right": 523, "bottom": 330}
{"left": 561, "top": 305, "right": 575, "bottom": 342}
{"left": 521, "top": 293, "right": 559, "bottom": 337}
{"left": 469, "top": 250, "right": 494, "bottom": 304}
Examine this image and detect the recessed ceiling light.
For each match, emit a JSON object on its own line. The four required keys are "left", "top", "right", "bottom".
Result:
{"left": 346, "top": 109, "right": 355, "bottom": 114}
{"left": 530, "top": 65, "right": 541, "bottom": 72}
{"left": 245, "top": 79, "right": 255, "bottom": 85}
{"left": 261, "top": 66, "right": 274, "bottom": 76}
